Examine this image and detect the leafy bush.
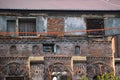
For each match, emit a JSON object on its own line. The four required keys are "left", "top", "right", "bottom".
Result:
{"left": 79, "top": 72, "right": 119, "bottom": 80}
{"left": 80, "top": 76, "right": 89, "bottom": 80}
{"left": 97, "top": 72, "right": 119, "bottom": 80}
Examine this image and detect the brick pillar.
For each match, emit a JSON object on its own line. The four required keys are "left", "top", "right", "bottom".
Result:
{"left": 116, "top": 36, "right": 120, "bottom": 57}
{"left": 112, "top": 36, "right": 117, "bottom": 57}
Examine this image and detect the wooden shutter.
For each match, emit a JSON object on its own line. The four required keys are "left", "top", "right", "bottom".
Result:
{"left": 7, "top": 20, "right": 16, "bottom": 36}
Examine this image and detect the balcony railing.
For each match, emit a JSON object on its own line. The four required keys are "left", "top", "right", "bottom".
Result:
{"left": 0, "top": 27, "right": 119, "bottom": 37}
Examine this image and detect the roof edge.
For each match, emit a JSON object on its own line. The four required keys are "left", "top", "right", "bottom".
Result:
{"left": 0, "top": 9, "right": 120, "bottom": 12}
{"left": 0, "top": 9, "right": 120, "bottom": 15}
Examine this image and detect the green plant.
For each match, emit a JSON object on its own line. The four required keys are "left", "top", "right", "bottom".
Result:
{"left": 80, "top": 76, "right": 89, "bottom": 80}
{"left": 79, "top": 72, "right": 119, "bottom": 80}
{"left": 97, "top": 72, "right": 119, "bottom": 80}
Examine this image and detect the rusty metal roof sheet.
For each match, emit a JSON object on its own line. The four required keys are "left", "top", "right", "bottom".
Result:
{"left": 0, "top": 0, "right": 120, "bottom": 11}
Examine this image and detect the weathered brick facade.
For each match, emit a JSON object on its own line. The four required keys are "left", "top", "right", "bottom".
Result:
{"left": 0, "top": 10, "right": 119, "bottom": 80}
{"left": 48, "top": 17, "right": 64, "bottom": 32}
{"left": 0, "top": 37, "right": 113, "bottom": 80}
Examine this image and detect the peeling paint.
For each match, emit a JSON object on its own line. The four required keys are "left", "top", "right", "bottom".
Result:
{"left": 64, "top": 17, "right": 86, "bottom": 35}
{"left": 0, "top": 16, "right": 6, "bottom": 32}
{"left": 37, "top": 16, "right": 47, "bottom": 33}
{"left": 105, "top": 18, "right": 120, "bottom": 35}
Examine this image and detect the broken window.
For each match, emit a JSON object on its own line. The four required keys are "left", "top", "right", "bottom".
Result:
{"left": 86, "top": 18, "right": 104, "bottom": 35}
{"left": 43, "top": 44, "right": 54, "bottom": 52}
{"left": 7, "top": 20, "right": 16, "bottom": 36}
{"left": 75, "top": 46, "right": 80, "bottom": 55}
{"left": 19, "top": 18, "right": 36, "bottom": 36}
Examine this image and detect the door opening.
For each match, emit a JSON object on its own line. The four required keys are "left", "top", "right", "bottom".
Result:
{"left": 48, "top": 62, "right": 72, "bottom": 80}
{"left": 6, "top": 77, "right": 24, "bottom": 80}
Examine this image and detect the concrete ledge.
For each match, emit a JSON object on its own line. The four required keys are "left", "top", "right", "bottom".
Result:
{"left": 29, "top": 56, "right": 44, "bottom": 61}
{"left": 115, "top": 58, "right": 120, "bottom": 62}
{"left": 29, "top": 56, "right": 87, "bottom": 62}
{"left": 72, "top": 56, "right": 86, "bottom": 61}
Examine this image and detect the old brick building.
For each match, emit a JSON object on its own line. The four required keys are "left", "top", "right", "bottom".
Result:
{"left": 0, "top": 0, "right": 120, "bottom": 80}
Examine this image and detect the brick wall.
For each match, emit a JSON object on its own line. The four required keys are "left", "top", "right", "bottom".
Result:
{"left": 48, "top": 17, "right": 64, "bottom": 32}
{"left": 0, "top": 39, "right": 112, "bottom": 57}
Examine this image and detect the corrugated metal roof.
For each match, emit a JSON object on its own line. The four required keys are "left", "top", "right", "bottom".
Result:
{"left": 0, "top": 0, "right": 120, "bottom": 11}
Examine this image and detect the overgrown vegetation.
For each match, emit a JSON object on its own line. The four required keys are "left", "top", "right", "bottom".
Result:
{"left": 80, "top": 72, "right": 119, "bottom": 80}
{"left": 80, "top": 76, "right": 89, "bottom": 80}
{"left": 97, "top": 72, "right": 119, "bottom": 80}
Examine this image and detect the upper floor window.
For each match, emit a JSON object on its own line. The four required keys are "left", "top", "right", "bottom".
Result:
{"left": 7, "top": 20, "right": 16, "bottom": 36}
{"left": 86, "top": 18, "right": 104, "bottom": 35}
{"left": 18, "top": 18, "right": 36, "bottom": 36}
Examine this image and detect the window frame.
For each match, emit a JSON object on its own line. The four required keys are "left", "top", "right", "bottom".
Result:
{"left": 86, "top": 18, "right": 105, "bottom": 36}
{"left": 75, "top": 46, "right": 81, "bottom": 55}
{"left": 43, "top": 43, "right": 55, "bottom": 53}
{"left": 7, "top": 20, "right": 16, "bottom": 36}
{"left": 17, "top": 17, "right": 38, "bottom": 38}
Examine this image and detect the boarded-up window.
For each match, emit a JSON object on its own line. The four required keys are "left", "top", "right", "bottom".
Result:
{"left": 86, "top": 18, "right": 104, "bottom": 35}
{"left": 47, "top": 17, "right": 64, "bottom": 32}
{"left": 19, "top": 19, "right": 36, "bottom": 36}
{"left": 64, "top": 17, "right": 86, "bottom": 35}
{"left": 7, "top": 20, "right": 16, "bottom": 36}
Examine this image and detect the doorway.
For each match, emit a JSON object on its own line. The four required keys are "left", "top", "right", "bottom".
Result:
{"left": 52, "top": 75, "right": 67, "bottom": 80}
{"left": 48, "top": 62, "right": 72, "bottom": 80}
{"left": 6, "top": 77, "right": 24, "bottom": 80}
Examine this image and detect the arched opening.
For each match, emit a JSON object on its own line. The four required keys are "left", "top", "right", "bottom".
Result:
{"left": 75, "top": 46, "right": 80, "bottom": 55}
{"left": 32, "top": 45, "right": 39, "bottom": 54}
{"left": 48, "top": 62, "right": 72, "bottom": 80}
{"left": 2, "top": 62, "right": 27, "bottom": 80}
{"left": 87, "top": 62, "right": 114, "bottom": 79}
{"left": 55, "top": 45, "right": 60, "bottom": 54}
{"left": 9, "top": 45, "right": 17, "bottom": 54}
